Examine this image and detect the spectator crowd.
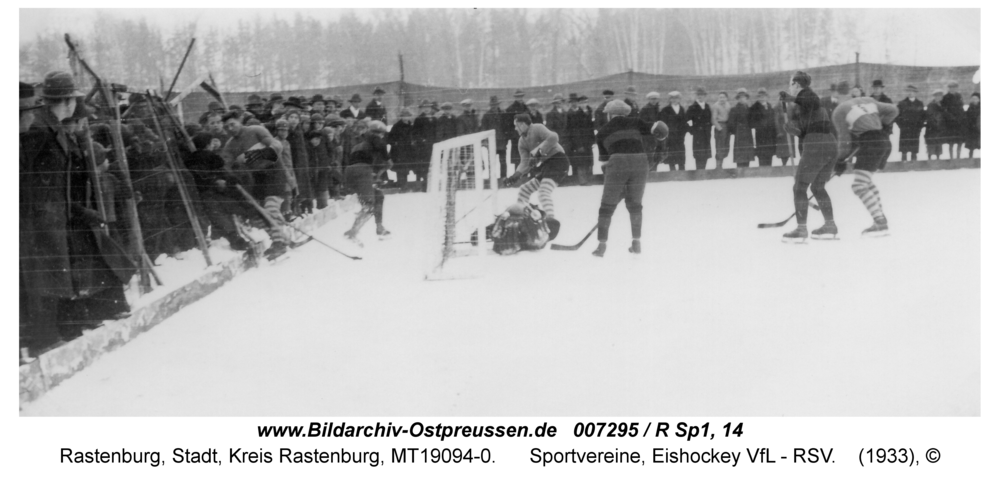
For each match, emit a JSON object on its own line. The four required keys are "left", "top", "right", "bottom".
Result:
{"left": 19, "top": 68, "right": 981, "bottom": 362}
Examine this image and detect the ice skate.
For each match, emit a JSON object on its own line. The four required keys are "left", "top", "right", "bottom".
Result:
{"left": 545, "top": 217, "right": 561, "bottom": 241}
{"left": 782, "top": 225, "right": 809, "bottom": 244}
{"left": 376, "top": 224, "right": 392, "bottom": 240}
{"left": 344, "top": 231, "right": 364, "bottom": 248}
{"left": 628, "top": 239, "right": 641, "bottom": 254}
{"left": 263, "top": 240, "right": 288, "bottom": 262}
{"left": 861, "top": 216, "right": 890, "bottom": 238}
{"left": 810, "top": 221, "right": 839, "bottom": 240}
{"left": 592, "top": 241, "right": 607, "bottom": 257}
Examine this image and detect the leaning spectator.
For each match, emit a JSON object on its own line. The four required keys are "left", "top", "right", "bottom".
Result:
{"left": 895, "top": 85, "right": 925, "bottom": 161}
{"left": 730, "top": 88, "right": 755, "bottom": 168}
{"left": 711, "top": 91, "right": 732, "bottom": 169}
{"left": 749, "top": 88, "right": 777, "bottom": 167}
{"left": 924, "top": 89, "right": 946, "bottom": 160}
{"left": 658, "top": 91, "right": 688, "bottom": 170}
{"left": 639, "top": 92, "right": 663, "bottom": 171}
{"left": 688, "top": 87, "right": 714, "bottom": 170}
{"left": 365, "top": 87, "right": 388, "bottom": 124}
{"left": 965, "top": 92, "right": 980, "bottom": 157}
{"left": 941, "top": 81, "right": 966, "bottom": 159}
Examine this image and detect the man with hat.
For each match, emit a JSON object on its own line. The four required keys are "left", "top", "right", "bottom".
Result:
{"left": 411, "top": 99, "right": 438, "bottom": 188}
{"left": 966, "top": 92, "right": 980, "bottom": 157}
{"left": 591, "top": 99, "right": 668, "bottom": 257}
{"left": 525, "top": 98, "right": 544, "bottom": 124}
{"left": 480, "top": 95, "right": 510, "bottom": 178}
{"left": 387, "top": 109, "right": 417, "bottom": 188}
{"left": 941, "top": 81, "right": 966, "bottom": 159}
{"left": 504, "top": 90, "right": 529, "bottom": 170}
{"left": 565, "top": 93, "right": 595, "bottom": 185}
{"left": 457, "top": 99, "right": 479, "bottom": 136}
{"left": 831, "top": 80, "right": 899, "bottom": 238}
{"left": 282, "top": 96, "right": 304, "bottom": 113}
{"left": 21, "top": 72, "right": 135, "bottom": 356}
{"left": 365, "top": 87, "right": 388, "bottom": 124}
{"left": 895, "top": 85, "right": 925, "bottom": 161}
{"left": 310, "top": 94, "right": 327, "bottom": 115}
{"left": 924, "top": 89, "right": 946, "bottom": 160}
{"left": 435, "top": 102, "right": 460, "bottom": 143}
{"left": 594, "top": 89, "right": 615, "bottom": 132}
{"left": 688, "top": 87, "right": 714, "bottom": 169}
{"left": 639, "top": 92, "right": 663, "bottom": 171}
{"left": 623, "top": 86, "right": 640, "bottom": 119}
{"left": 749, "top": 88, "right": 777, "bottom": 167}
{"left": 711, "top": 91, "right": 732, "bottom": 169}
{"left": 730, "top": 88, "right": 755, "bottom": 168}
{"left": 272, "top": 118, "right": 298, "bottom": 214}
{"left": 245, "top": 94, "right": 265, "bottom": 119}
{"left": 870, "top": 79, "right": 894, "bottom": 137}
{"left": 340, "top": 93, "right": 368, "bottom": 120}
{"left": 658, "top": 91, "right": 688, "bottom": 170}
{"left": 544, "top": 95, "right": 568, "bottom": 171}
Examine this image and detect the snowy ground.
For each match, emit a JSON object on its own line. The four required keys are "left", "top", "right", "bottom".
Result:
{"left": 22, "top": 168, "right": 979, "bottom": 416}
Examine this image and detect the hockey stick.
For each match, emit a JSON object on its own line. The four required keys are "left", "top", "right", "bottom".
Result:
{"left": 234, "top": 185, "right": 361, "bottom": 261}
{"left": 550, "top": 224, "right": 599, "bottom": 251}
{"left": 757, "top": 146, "right": 860, "bottom": 228}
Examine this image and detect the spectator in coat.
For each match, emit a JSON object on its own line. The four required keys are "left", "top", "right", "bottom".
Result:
{"left": 639, "top": 92, "right": 664, "bottom": 171}
{"left": 924, "top": 90, "right": 946, "bottom": 160}
{"left": 749, "top": 88, "right": 777, "bottom": 167}
{"left": 526, "top": 98, "right": 545, "bottom": 124}
{"left": 687, "top": 87, "right": 714, "bottom": 169}
{"left": 775, "top": 91, "right": 796, "bottom": 165}
{"left": 340, "top": 93, "right": 368, "bottom": 121}
{"left": 711, "top": 91, "right": 732, "bottom": 169}
{"left": 941, "top": 81, "right": 966, "bottom": 159}
{"left": 504, "top": 90, "right": 529, "bottom": 169}
{"left": 283, "top": 110, "right": 312, "bottom": 214}
{"left": 658, "top": 91, "right": 688, "bottom": 170}
{"left": 324, "top": 116, "right": 347, "bottom": 199}
{"left": 246, "top": 94, "right": 265, "bottom": 120}
{"left": 435, "top": 102, "right": 460, "bottom": 143}
{"left": 273, "top": 119, "right": 298, "bottom": 213}
{"left": 565, "top": 93, "right": 595, "bottom": 185}
{"left": 411, "top": 100, "right": 437, "bottom": 188}
{"left": 965, "top": 92, "right": 980, "bottom": 157}
{"left": 730, "top": 88, "right": 755, "bottom": 168}
{"left": 480, "top": 96, "right": 510, "bottom": 178}
{"left": 623, "top": 86, "right": 640, "bottom": 118}
{"left": 388, "top": 109, "right": 417, "bottom": 187}
{"left": 457, "top": 99, "right": 479, "bottom": 136}
{"left": 545, "top": 95, "right": 568, "bottom": 152}
{"left": 895, "top": 85, "right": 925, "bottom": 161}
{"left": 594, "top": 89, "right": 614, "bottom": 132}
{"left": 871, "top": 79, "right": 894, "bottom": 136}
{"left": 365, "top": 87, "right": 388, "bottom": 124}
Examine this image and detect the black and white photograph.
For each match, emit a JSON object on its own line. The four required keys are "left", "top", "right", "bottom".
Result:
{"left": 17, "top": 6, "right": 981, "bottom": 424}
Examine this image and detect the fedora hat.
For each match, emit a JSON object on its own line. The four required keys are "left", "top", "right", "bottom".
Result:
{"left": 40, "top": 71, "right": 85, "bottom": 99}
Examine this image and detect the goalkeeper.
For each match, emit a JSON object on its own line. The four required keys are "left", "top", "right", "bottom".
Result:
{"left": 504, "top": 114, "right": 569, "bottom": 240}
{"left": 592, "top": 100, "right": 669, "bottom": 257}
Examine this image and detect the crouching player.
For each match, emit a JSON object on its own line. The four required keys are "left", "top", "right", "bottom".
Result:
{"left": 489, "top": 202, "right": 550, "bottom": 255}
{"left": 591, "top": 100, "right": 669, "bottom": 257}
{"left": 503, "top": 114, "right": 569, "bottom": 240}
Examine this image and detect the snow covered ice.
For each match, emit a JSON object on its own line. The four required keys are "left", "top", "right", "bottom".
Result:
{"left": 22, "top": 169, "right": 979, "bottom": 416}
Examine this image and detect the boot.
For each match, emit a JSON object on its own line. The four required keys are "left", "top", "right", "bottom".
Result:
{"left": 592, "top": 241, "right": 607, "bottom": 257}
{"left": 782, "top": 225, "right": 809, "bottom": 244}
{"left": 376, "top": 223, "right": 392, "bottom": 240}
{"left": 861, "top": 216, "right": 890, "bottom": 238}
{"left": 810, "top": 221, "right": 839, "bottom": 240}
{"left": 628, "top": 239, "right": 641, "bottom": 254}
{"left": 263, "top": 240, "right": 288, "bottom": 261}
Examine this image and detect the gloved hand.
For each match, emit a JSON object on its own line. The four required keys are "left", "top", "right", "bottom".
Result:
{"left": 503, "top": 173, "right": 521, "bottom": 187}
{"left": 834, "top": 160, "right": 848, "bottom": 176}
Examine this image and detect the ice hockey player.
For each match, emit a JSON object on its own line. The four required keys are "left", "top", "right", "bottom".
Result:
{"left": 831, "top": 80, "right": 899, "bottom": 237}
{"left": 781, "top": 71, "right": 838, "bottom": 244}
{"left": 489, "top": 202, "right": 550, "bottom": 255}
{"left": 591, "top": 100, "right": 669, "bottom": 257}
{"left": 343, "top": 120, "right": 392, "bottom": 246}
{"left": 503, "top": 113, "right": 569, "bottom": 241}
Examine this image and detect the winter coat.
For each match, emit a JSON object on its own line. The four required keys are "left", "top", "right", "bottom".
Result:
{"left": 480, "top": 106, "right": 509, "bottom": 151}
{"left": 503, "top": 101, "right": 528, "bottom": 150}
{"left": 287, "top": 126, "right": 313, "bottom": 199}
{"left": 749, "top": 101, "right": 777, "bottom": 159}
{"left": 924, "top": 101, "right": 946, "bottom": 147}
{"left": 387, "top": 120, "right": 417, "bottom": 168}
{"left": 364, "top": 99, "right": 387, "bottom": 124}
{"left": 457, "top": 110, "right": 479, "bottom": 137}
{"left": 687, "top": 101, "right": 714, "bottom": 160}
{"left": 565, "top": 106, "right": 594, "bottom": 151}
{"left": 658, "top": 104, "right": 688, "bottom": 165}
{"left": 895, "top": 98, "right": 925, "bottom": 153}
{"left": 435, "top": 113, "right": 461, "bottom": 143}
{"left": 339, "top": 106, "right": 368, "bottom": 121}
{"left": 940, "top": 92, "right": 966, "bottom": 143}
{"left": 527, "top": 109, "right": 544, "bottom": 124}
{"left": 545, "top": 107, "right": 568, "bottom": 148}
{"left": 965, "top": 102, "right": 980, "bottom": 150}
{"left": 729, "top": 102, "right": 755, "bottom": 164}
{"left": 412, "top": 113, "right": 437, "bottom": 166}
{"left": 20, "top": 109, "right": 134, "bottom": 299}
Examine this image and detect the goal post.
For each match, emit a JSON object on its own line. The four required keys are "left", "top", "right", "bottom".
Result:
{"left": 424, "top": 130, "right": 500, "bottom": 280}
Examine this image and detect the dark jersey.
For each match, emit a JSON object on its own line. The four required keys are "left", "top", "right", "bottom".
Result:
{"left": 595, "top": 116, "right": 656, "bottom": 161}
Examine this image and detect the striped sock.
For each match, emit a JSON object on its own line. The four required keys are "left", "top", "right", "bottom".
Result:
{"left": 851, "top": 171, "right": 885, "bottom": 219}
{"left": 264, "top": 196, "right": 288, "bottom": 244}
{"left": 517, "top": 178, "right": 540, "bottom": 204}
{"left": 538, "top": 179, "right": 557, "bottom": 219}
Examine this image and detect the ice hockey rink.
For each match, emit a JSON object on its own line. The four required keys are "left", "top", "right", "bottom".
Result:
{"left": 21, "top": 167, "right": 980, "bottom": 417}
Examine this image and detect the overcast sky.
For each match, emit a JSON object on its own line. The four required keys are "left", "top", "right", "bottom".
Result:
{"left": 19, "top": 8, "right": 980, "bottom": 67}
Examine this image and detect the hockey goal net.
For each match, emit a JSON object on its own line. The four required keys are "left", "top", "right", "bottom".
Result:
{"left": 424, "top": 130, "right": 500, "bottom": 280}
